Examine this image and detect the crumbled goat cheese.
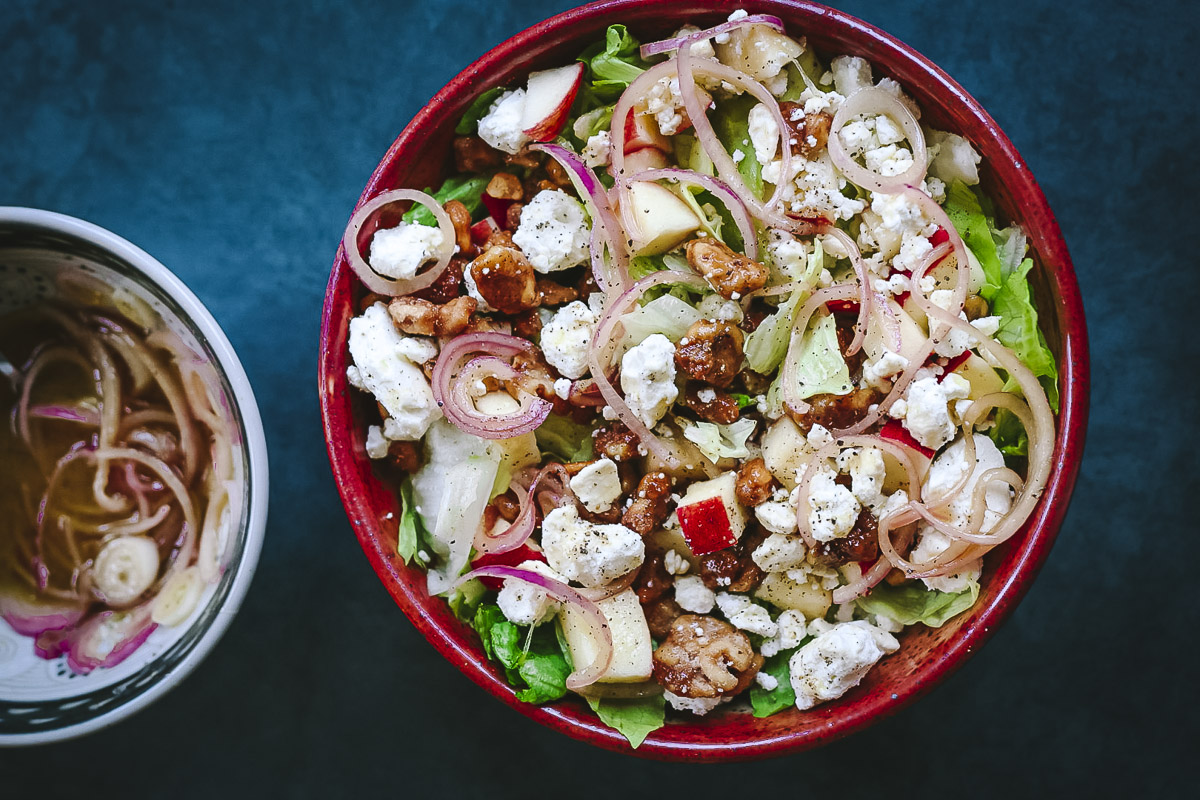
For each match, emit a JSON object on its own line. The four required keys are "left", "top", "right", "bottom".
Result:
{"left": 751, "top": 532, "right": 807, "bottom": 571}
{"left": 760, "top": 609, "right": 808, "bottom": 657}
{"left": 716, "top": 592, "right": 779, "bottom": 638}
{"left": 477, "top": 89, "right": 530, "bottom": 154}
{"left": 368, "top": 222, "right": 445, "bottom": 280}
{"left": 497, "top": 560, "right": 564, "bottom": 626}
{"left": 674, "top": 575, "right": 716, "bottom": 614}
{"left": 347, "top": 303, "right": 441, "bottom": 441}
{"left": 512, "top": 189, "right": 591, "bottom": 273}
{"left": 620, "top": 334, "right": 678, "bottom": 428}
{"left": 754, "top": 502, "right": 800, "bottom": 537}
{"left": 748, "top": 102, "right": 780, "bottom": 165}
{"left": 582, "top": 131, "right": 612, "bottom": 168}
{"left": 807, "top": 466, "right": 861, "bottom": 542}
{"left": 569, "top": 457, "right": 623, "bottom": 513}
{"left": 663, "top": 549, "right": 690, "bottom": 576}
{"left": 541, "top": 300, "right": 597, "bottom": 379}
{"left": 863, "top": 349, "right": 909, "bottom": 391}
{"left": 901, "top": 374, "right": 972, "bottom": 450}
{"left": 665, "top": 691, "right": 728, "bottom": 716}
{"left": 365, "top": 425, "right": 389, "bottom": 459}
{"left": 541, "top": 506, "right": 644, "bottom": 589}
{"left": 790, "top": 620, "right": 899, "bottom": 710}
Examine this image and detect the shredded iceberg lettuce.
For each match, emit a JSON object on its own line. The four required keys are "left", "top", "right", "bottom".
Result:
{"left": 790, "top": 312, "right": 852, "bottom": 399}
{"left": 620, "top": 294, "right": 703, "bottom": 344}
{"left": 682, "top": 417, "right": 757, "bottom": 463}
{"left": 856, "top": 579, "right": 980, "bottom": 628}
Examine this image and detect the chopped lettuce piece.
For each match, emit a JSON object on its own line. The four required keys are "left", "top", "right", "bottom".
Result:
{"left": 535, "top": 413, "right": 595, "bottom": 463}
{"left": 856, "top": 579, "right": 980, "bottom": 628}
{"left": 455, "top": 86, "right": 506, "bottom": 136}
{"left": 620, "top": 293, "right": 703, "bottom": 344}
{"left": 730, "top": 392, "right": 756, "bottom": 409}
{"left": 712, "top": 94, "right": 763, "bottom": 202}
{"left": 473, "top": 603, "right": 572, "bottom": 704}
{"left": 988, "top": 407, "right": 1028, "bottom": 457}
{"left": 448, "top": 578, "right": 486, "bottom": 622}
{"left": 990, "top": 258, "right": 1060, "bottom": 412}
{"left": 413, "top": 419, "right": 502, "bottom": 595}
{"left": 674, "top": 183, "right": 726, "bottom": 244}
{"left": 744, "top": 288, "right": 806, "bottom": 374}
{"left": 942, "top": 181, "right": 1058, "bottom": 411}
{"left": 585, "top": 694, "right": 666, "bottom": 749}
{"left": 750, "top": 644, "right": 807, "bottom": 717}
{"left": 402, "top": 174, "right": 490, "bottom": 227}
{"left": 578, "top": 24, "right": 651, "bottom": 103}
{"left": 682, "top": 417, "right": 757, "bottom": 463}
{"left": 790, "top": 312, "right": 852, "bottom": 399}
{"left": 674, "top": 132, "right": 715, "bottom": 176}
{"left": 396, "top": 477, "right": 427, "bottom": 567}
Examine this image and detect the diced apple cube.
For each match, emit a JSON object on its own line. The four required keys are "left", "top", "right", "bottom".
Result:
{"left": 676, "top": 471, "right": 746, "bottom": 555}
{"left": 714, "top": 26, "right": 804, "bottom": 82}
{"left": 561, "top": 588, "right": 652, "bottom": 683}
{"left": 521, "top": 63, "right": 585, "bottom": 141}
{"left": 754, "top": 571, "right": 831, "bottom": 619}
{"left": 761, "top": 417, "right": 809, "bottom": 489}
{"left": 622, "top": 107, "right": 671, "bottom": 153}
{"left": 623, "top": 180, "right": 702, "bottom": 256}
{"left": 954, "top": 353, "right": 1005, "bottom": 399}
{"left": 621, "top": 146, "right": 670, "bottom": 176}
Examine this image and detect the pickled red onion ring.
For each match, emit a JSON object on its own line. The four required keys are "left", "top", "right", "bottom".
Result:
{"left": 827, "top": 87, "right": 928, "bottom": 194}
{"left": 342, "top": 188, "right": 456, "bottom": 297}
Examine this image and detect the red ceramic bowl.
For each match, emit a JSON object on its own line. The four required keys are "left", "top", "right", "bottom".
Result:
{"left": 319, "top": 0, "right": 1088, "bottom": 761}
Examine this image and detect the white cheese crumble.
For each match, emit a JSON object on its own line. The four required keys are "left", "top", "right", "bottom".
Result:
{"left": 497, "top": 560, "right": 563, "bottom": 626}
{"left": 477, "top": 89, "right": 530, "bottom": 154}
{"left": 673, "top": 574, "right": 716, "bottom": 614}
{"left": 512, "top": 189, "right": 591, "bottom": 273}
{"left": 620, "top": 333, "right": 678, "bottom": 428}
{"left": 568, "top": 457, "right": 623, "bottom": 513}
{"left": 789, "top": 620, "right": 899, "bottom": 710}
{"left": 347, "top": 303, "right": 441, "bottom": 441}
{"left": 540, "top": 506, "right": 644, "bottom": 589}
{"left": 541, "top": 300, "right": 596, "bottom": 379}
{"left": 368, "top": 222, "right": 445, "bottom": 280}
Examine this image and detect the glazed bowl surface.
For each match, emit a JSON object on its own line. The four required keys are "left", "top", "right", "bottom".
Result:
{"left": 0, "top": 208, "right": 269, "bottom": 746}
{"left": 319, "top": 0, "right": 1088, "bottom": 760}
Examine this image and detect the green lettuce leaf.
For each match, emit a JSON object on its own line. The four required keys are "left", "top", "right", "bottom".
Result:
{"left": 396, "top": 477, "right": 432, "bottom": 568}
{"left": 856, "top": 579, "right": 980, "bottom": 628}
{"left": 585, "top": 694, "right": 666, "bottom": 749}
{"left": 750, "top": 646, "right": 804, "bottom": 717}
{"left": 943, "top": 180, "right": 1005, "bottom": 297}
{"left": 620, "top": 293, "right": 703, "bottom": 344}
{"left": 578, "top": 24, "right": 651, "bottom": 103}
{"left": 988, "top": 407, "right": 1028, "bottom": 456}
{"left": 455, "top": 86, "right": 506, "bottom": 136}
{"left": 991, "top": 258, "right": 1061, "bottom": 412}
{"left": 712, "top": 94, "right": 763, "bottom": 202}
{"left": 535, "top": 413, "right": 595, "bottom": 463}
{"left": 447, "top": 578, "right": 486, "bottom": 622}
{"left": 402, "top": 174, "right": 490, "bottom": 227}
{"left": 744, "top": 288, "right": 804, "bottom": 374}
{"left": 473, "top": 604, "right": 571, "bottom": 704}
{"left": 790, "top": 312, "right": 852, "bottom": 398}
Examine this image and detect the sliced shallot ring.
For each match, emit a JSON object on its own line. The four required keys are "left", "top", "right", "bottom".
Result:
{"left": 456, "top": 565, "right": 613, "bottom": 689}
{"left": 342, "top": 188, "right": 456, "bottom": 296}
{"left": 431, "top": 332, "right": 552, "bottom": 440}
{"left": 817, "top": 225, "right": 872, "bottom": 354}
{"left": 827, "top": 87, "right": 928, "bottom": 194}
{"left": 447, "top": 356, "right": 552, "bottom": 439}
{"left": 832, "top": 507, "right": 919, "bottom": 604}
{"left": 639, "top": 14, "right": 785, "bottom": 57}
{"left": 473, "top": 463, "right": 572, "bottom": 555}
{"left": 577, "top": 567, "right": 639, "bottom": 602}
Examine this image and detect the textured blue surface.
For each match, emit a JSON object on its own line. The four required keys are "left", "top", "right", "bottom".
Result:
{"left": 1, "top": 0, "right": 1195, "bottom": 794}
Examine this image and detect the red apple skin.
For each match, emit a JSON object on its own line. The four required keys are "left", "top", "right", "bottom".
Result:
{"left": 523, "top": 63, "right": 585, "bottom": 142}
{"left": 469, "top": 217, "right": 500, "bottom": 246}
{"left": 622, "top": 107, "right": 672, "bottom": 153}
{"left": 677, "top": 496, "right": 738, "bottom": 556}
{"left": 879, "top": 419, "right": 935, "bottom": 461}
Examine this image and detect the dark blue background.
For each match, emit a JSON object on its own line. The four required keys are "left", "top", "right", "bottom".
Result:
{"left": 1, "top": 0, "right": 1195, "bottom": 795}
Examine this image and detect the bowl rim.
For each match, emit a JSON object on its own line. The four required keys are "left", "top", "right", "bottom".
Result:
{"left": 318, "top": 0, "right": 1089, "bottom": 761}
{"left": 0, "top": 206, "right": 270, "bottom": 747}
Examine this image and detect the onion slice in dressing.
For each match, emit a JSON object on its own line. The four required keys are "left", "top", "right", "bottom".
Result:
{"left": 431, "top": 332, "right": 553, "bottom": 440}
{"left": 342, "top": 188, "right": 456, "bottom": 296}
{"left": 827, "top": 87, "right": 928, "bottom": 194}
{"left": 456, "top": 565, "right": 614, "bottom": 690}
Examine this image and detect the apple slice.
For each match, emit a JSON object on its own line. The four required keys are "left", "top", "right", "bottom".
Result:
{"left": 521, "top": 62, "right": 584, "bottom": 141}
{"left": 675, "top": 471, "right": 746, "bottom": 555}
{"left": 561, "top": 588, "right": 652, "bottom": 683}
{"left": 469, "top": 217, "right": 500, "bottom": 247}
{"left": 622, "top": 106, "right": 672, "bottom": 153}
{"left": 622, "top": 180, "right": 702, "bottom": 256}
{"left": 621, "top": 146, "right": 670, "bottom": 176}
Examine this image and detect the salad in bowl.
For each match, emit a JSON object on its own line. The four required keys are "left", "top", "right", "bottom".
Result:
{"left": 325, "top": 4, "right": 1072, "bottom": 755}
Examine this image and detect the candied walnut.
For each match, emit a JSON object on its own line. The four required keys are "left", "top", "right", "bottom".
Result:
{"left": 387, "top": 295, "right": 476, "bottom": 337}
{"left": 734, "top": 457, "right": 777, "bottom": 508}
{"left": 593, "top": 424, "right": 640, "bottom": 463}
{"left": 467, "top": 246, "right": 538, "bottom": 314}
{"left": 535, "top": 278, "right": 579, "bottom": 306}
{"left": 634, "top": 550, "right": 673, "bottom": 605}
{"left": 504, "top": 202, "right": 524, "bottom": 231}
{"left": 412, "top": 256, "right": 464, "bottom": 304}
{"left": 833, "top": 311, "right": 866, "bottom": 376}
{"left": 698, "top": 525, "right": 768, "bottom": 593}
{"left": 504, "top": 148, "right": 542, "bottom": 169}
{"left": 652, "top": 615, "right": 763, "bottom": 698}
{"left": 511, "top": 308, "right": 542, "bottom": 339}
{"left": 444, "top": 199, "right": 473, "bottom": 256}
{"left": 675, "top": 319, "right": 745, "bottom": 388}
{"left": 358, "top": 292, "right": 389, "bottom": 313}
{"left": 736, "top": 369, "right": 771, "bottom": 396}
{"left": 453, "top": 135, "right": 502, "bottom": 173}
{"left": 682, "top": 384, "right": 741, "bottom": 425}
{"left": 787, "top": 386, "right": 883, "bottom": 433}
{"left": 493, "top": 491, "right": 521, "bottom": 522}
{"left": 386, "top": 440, "right": 421, "bottom": 473}
{"left": 485, "top": 229, "right": 515, "bottom": 249}
{"left": 524, "top": 176, "right": 558, "bottom": 199}
{"left": 778, "top": 103, "right": 833, "bottom": 159}
{"left": 812, "top": 509, "right": 880, "bottom": 565}
{"left": 686, "top": 238, "right": 769, "bottom": 300}
{"left": 643, "top": 597, "right": 684, "bottom": 641}
{"left": 622, "top": 471, "right": 673, "bottom": 535}
{"left": 544, "top": 158, "right": 571, "bottom": 187}
{"left": 486, "top": 172, "right": 524, "bottom": 201}
{"left": 964, "top": 295, "right": 989, "bottom": 321}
